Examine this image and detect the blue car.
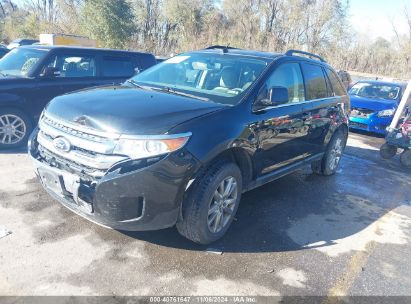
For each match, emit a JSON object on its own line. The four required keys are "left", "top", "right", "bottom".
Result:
{"left": 349, "top": 81, "right": 407, "bottom": 135}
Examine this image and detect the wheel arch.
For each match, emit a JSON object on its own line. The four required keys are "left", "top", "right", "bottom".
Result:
{"left": 338, "top": 122, "right": 349, "bottom": 138}
{"left": 207, "top": 147, "right": 253, "bottom": 189}
{"left": 188, "top": 146, "right": 254, "bottom": 192}
{"left": 324, "top": 121, "right": 349, "bottom": 148}
{"left": 0, "top": 94, "right": 33, "bottom": 124}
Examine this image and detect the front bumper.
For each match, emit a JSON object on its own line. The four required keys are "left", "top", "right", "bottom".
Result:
{"left": 349, "top": 115, "right": 392, "bottom": 135}
{"left": 29, "top": 130, "right": 200, "bottom": 231}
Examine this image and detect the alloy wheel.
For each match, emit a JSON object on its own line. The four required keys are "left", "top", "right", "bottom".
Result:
{"left": 0, "top": 114, "right": 27, "bottom": 145}
{"left": 207, "top": 176, "right": 238, "bottom": 234}
{"left": 329, "top": 138, "right": 343, "bottom": 171}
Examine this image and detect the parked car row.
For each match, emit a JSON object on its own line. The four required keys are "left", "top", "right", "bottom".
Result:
{"left": 0, "top": 45, "right": 156, "bottom": 148}
{"left": 25, "top": 46, "right": 350, "bottom": 244}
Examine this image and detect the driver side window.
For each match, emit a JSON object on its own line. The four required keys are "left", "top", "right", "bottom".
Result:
{"left": 265, "top": 62, "right": 305, "bottom": 104}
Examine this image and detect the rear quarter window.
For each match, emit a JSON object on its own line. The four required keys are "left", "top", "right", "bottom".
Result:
{"left": 137, "top": 54, "right": 157, "bottom": 70}
{"left": 301, "top": 63, "right": 328, "bottom": 100}
{"left": 102, "top": 56, "right": 136, "bottom": 77}
{"left": 326, "top": 69, "right": 347, "bottom": 96}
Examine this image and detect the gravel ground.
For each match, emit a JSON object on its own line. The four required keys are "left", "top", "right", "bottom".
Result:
{"left": 0, "top": 131, "right": 410, "bottom": 299}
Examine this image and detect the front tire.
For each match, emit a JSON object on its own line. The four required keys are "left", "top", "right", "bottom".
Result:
{"left": 311, "top": 129, "right": 347, "bottom": 176}
{"left": 177, "top": 161, "right": 242, "bottom": 244}
{"left": 0, "top": 108, "right": 33, "bottom": 149}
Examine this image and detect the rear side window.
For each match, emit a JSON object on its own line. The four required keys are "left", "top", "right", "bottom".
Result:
{"left": 102, "top": 56, "right": 136, "bottom": 77}
{"left": 326, "top": 69, "right": 347, "bottom": 96}
{"left": 137, "top": 54, "right": 157, "bottom": 70}
{"left": 301, "top": 63, "right": 328, "bottom": 100}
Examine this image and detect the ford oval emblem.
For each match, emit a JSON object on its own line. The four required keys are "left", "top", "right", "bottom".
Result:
{"left": 53, "top": 137, "right": 71, "bottom": 153}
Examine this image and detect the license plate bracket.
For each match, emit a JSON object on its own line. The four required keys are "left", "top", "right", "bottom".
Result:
{"left": 37, "top": 167, "right": 93, "bottom": 214}
{"left": 38, "top": 167, "right": 65, "bottom": 196}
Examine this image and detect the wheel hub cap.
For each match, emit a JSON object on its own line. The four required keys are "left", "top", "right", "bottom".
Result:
{"left": 0, "top": 114, "right": 26, "bottom": 145}
{"left": 207, "top": 176, "right": 238, "bottom": 234}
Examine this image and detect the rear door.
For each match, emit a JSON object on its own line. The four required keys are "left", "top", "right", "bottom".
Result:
{"left": 96, "top": 54, "right": 140, "bottom": 86}
{"left": 300, "top": 62, "right": 341, "bottom": 154}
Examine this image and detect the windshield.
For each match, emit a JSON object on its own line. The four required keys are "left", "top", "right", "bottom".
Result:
{"left": 0, "top": 48, "right": 47, "bottom": 77}
{"left": 130, "top": 53, "right": 269, "bottom": 105}
{"left": 349, "top": 82, "right": 401, "bottom": 101}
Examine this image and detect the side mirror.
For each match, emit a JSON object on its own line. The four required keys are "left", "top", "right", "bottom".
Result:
{"left": 41, "top": 66, "right": 60, "bottom": 78}
{"left": 254, "top": 86, "right": 289, "bottom": 111}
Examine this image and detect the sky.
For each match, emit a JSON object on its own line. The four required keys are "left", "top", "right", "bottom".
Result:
{"left": 349, "top": 0, "right": 410, "bottom": 41}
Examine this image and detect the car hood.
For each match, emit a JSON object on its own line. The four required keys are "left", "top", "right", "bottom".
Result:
{"left": 45, "top": 85, "right": 226, "bottom": 135}
{"left": 350, "top": 95, "right": 398, "bottom": 111}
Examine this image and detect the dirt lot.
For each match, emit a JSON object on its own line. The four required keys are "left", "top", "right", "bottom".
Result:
{"left": 0, "top": 132, "right": 410, "bottom": 298}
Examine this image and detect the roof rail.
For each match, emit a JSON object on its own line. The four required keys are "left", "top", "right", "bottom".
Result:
{"left": 205, "top": 45, "right": 238, "bottom": 50}
{"left": 205, "top": 45, "right": 239, "bottom": 53}
{"left": 285, "top": 49, "right": 326, "bottom": 62}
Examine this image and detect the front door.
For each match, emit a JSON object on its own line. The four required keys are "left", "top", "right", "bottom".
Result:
{"left": 250, "top": 61, "right": 314, "bottom": 176}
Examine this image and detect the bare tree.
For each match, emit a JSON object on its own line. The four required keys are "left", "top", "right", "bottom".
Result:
{"left": 1, "top": 0, "right": 410, "bottom": 78}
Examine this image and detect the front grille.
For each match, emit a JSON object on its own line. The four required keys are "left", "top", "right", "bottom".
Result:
{"left": 37, "top": 113, "right": 128, "bottom": 178}
{"left": 350, "top": 108, "right": 374, "bottom": 118}
{"left": 42, "top": 115, "right": 110, "bottom": 143}
{"left": 38, "top": 145, "right": 105, "bottom": 180}
{"left": 40, "top": 130, "right": 97, "bottom": 158}
{"left": 350, "top": 121, "right": 368, "bottom": 130}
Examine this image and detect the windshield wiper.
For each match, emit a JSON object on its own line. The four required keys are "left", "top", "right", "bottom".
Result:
{"left": 156, "top": 86, "right": 210, "bottom": 102}
{"left": 126, "top": 81, "right": 210, "bottom": 102}
{"left": 125, "top": 79, "right": 155, "bottom": 91}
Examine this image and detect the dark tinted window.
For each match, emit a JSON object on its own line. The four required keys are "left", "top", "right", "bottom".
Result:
{"left": 326, "top": 69, "right": 346, "bottom": 96}
{"left": 47, "top": 54, "right": 96, "bottom": 78}
{"left": 265, "top": 62, "right": 305, "bottom": 103}
{"left": 323, "top": 69, "right": 334, "bottom": 98}
{"left": 102, "top": 56, "right": 135, "bottom": 77}
{"left": 301, "top": 63, "right": 328, "bottom": 100}
{"left": 138, "top": 54, "right": 157, "bottom": 70}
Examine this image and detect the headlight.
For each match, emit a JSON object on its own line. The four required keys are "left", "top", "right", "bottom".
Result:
{"left": 377, "top": 109, "right": 395, "bottom": 117}
{"left": 113, "top": 132, "right": 191, "bottom": 160}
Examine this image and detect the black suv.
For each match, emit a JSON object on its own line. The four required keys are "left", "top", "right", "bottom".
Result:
{"left": 29, "top": 47, "right": 350, "bottom": 244}
{"left": 0, "top": 45, "right": 156, "bottom": 148}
